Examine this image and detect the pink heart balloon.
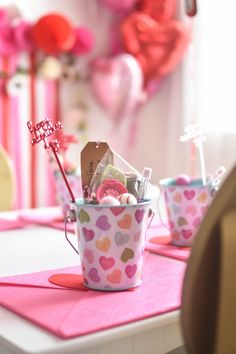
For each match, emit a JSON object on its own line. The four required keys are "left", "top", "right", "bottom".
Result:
{"left": 90, "top": 54, "right": 144, "bottom": 124}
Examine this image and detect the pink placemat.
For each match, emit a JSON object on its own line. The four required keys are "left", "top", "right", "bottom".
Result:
{"left": 0, "top": 253, "right": 186, "bottom": 339}
{"left": 0, "top": 218, "right": 28, "bottom": 231}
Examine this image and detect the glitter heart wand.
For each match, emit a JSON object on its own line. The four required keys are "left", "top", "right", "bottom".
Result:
{"left": 27, "top": 119, "right": 75, "bottom": 202}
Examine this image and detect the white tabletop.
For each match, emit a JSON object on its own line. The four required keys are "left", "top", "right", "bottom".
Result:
{"left": 0, "top": 208, "right": 183, "bottom": 354}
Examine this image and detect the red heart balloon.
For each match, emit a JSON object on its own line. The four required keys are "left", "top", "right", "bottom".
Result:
{"left": 121, "top": 12, "right": 189, "bottom": 81}
{"left": 137, "top": 0, "right": 177, "bottom": 21}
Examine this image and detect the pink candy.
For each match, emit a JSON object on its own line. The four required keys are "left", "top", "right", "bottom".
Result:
{"left": 175, "top": 174, "right": 190, "bottom": 185}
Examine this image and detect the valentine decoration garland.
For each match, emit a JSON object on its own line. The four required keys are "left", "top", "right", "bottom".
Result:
{"left": 0, "top": 1, "right": 196, "bottom": 209}
{"left": 0, "top": 6, "right": 94, "bottom": 209}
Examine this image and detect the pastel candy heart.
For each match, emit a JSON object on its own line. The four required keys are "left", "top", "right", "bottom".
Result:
{"left": 88, "top": 268, "right": 101, "bottom": 283}
{"left": 96, "top": 237, "right": 111, "bottom": 252}
{"left": 110, "top": 207, "right": 125, "bottom": 216}
{"left": 114, "top": 231, "right": 129, "bottom": 246}
{"left": 78, "top": 209, "right": 90, "bottom": 223}
{"left": 184, "top": 190, "right": 195, "bottom": 200}
{"left": 173, "top": 192, "right": 182, "bottom": 203}
{"left": 181, "top": 229, "right": 192, "bottom": 239}
{"left": 172, "top": 204, "right": 181, "bottom": 214}
{"left": 177, "top": 217, "right": 188, "bottom": 227}
{"left": 84, "top": 249, "right": 94, "bottom": 264}
{"left": 106, "top": 269, "right": 122, "bottom": 284}
{"left": 99, "top": 256, "right": 115, "bottom": 270}
{"left": 125, "top": 264, "right": 137, "bottom": 278}
{"left": 135, "top": 209, "right": 145, "bottom": 223}
{"left": 186, "top": 205, "right": 197, "bottom": 215}
{"left": 96, "top": 215, "right": 111, "bottom": 231}
{"left": 82, "top": 227, "right": 95, "bottom": 241}
{"left": 117, "top": 214, "right": 132, "bottom": 229}
{"left": 121, "top": 248, "right": 134, "bottom": 263}
{"left": 197, "top": 192, "right": 208, "bottom": 203}
{"left": 193, "top": 217, "right": 201, "bottom": 228}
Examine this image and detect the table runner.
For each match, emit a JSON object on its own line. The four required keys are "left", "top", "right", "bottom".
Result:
{"left": 0, "top": 253, "right": 185, "bottom": 339}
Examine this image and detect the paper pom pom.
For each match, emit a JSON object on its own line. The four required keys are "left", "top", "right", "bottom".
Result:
{"left": 0, "top": 24, "right": 16, "bottom": 56}
{"left": 118, "top": 193, "right": 137, "bottom": 204}
{"left": 39, "top": 57, "right": 63, "bottom": 80}
{"left": 99, "top": 196, "right": 120, "bottom": 205}
{"left": 31, "top": 13, "right": 75, "bottom": 54}
{"left": 70, "top": 27, "right": 94, "bottom": 55}
{"left": 175, "top": 174, "right": 190, "bottom": 185}
{"left": 13, "top": 21, "right": 34, "bottom": 52}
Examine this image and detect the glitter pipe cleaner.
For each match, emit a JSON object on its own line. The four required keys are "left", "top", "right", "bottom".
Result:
{"left": 27, "top": 119, "right": 76, "bottom": 203}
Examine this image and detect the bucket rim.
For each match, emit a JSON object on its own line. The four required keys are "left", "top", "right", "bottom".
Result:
{"left": 159, "top": 177, "right": 212, "bottom": 188}
{"left": 70, "top": 198, "right": 152, "bottom": 208}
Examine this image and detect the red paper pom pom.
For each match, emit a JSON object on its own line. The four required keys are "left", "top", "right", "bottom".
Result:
{"left": 31, "top": 13, "right": 75, "bottom": 54}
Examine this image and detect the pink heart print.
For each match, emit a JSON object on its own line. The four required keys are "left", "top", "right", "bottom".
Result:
{"left": 110, "top": 207, "right": 125, "bottom": 216}
{"left": 84, "top": 249, "right": 94, "bottom": 264}
{"left": 181, "top": 229, "right": 192, "bottom": 239}
{"left": 125, "top": 264, "right": 137, "bottom": 278}
{"left": 99, "top": 256, "right": 115, "bottom": 270}
{"left": 96, "top": 215, "right": 111, "bottom": 231}
{"left": 82, "top": 227, "right": 95, "bottom": 241}
{"left": 183, "top": 190, "right": 196, "bottom": 200}
{"left": 88, "top": 268, "right": 101, "bottom": 282}
{"left": 135, "top": 209, "right": 145, "bottom": 223}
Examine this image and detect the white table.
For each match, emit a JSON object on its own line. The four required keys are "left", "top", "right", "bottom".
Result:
{"left": 0, "top": 208, "right": 183, "bottom": 354}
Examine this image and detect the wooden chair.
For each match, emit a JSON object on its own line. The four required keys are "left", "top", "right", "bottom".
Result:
{"left": 0, "top": 146, "right": 15, "bottom": 211}
{"left": 168, "top": 164, "right": 236, "bottom": 354}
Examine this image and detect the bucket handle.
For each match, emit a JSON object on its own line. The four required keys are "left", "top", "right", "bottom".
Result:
{"left": 64, "top": 209, "right": 79, "bottom": 255}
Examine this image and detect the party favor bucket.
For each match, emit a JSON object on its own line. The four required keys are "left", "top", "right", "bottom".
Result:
{"left": 65, "top": 199, "right": 152, "bottom": 291}
{"left": 159, "top": 178, "right": 214, "bottom": 247}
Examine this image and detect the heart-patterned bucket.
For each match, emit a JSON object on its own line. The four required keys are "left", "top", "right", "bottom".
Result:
{"left": 65, "top": 199, "right": 152, "bottom": 291}
{"left": 159, "top": 178, "right": 215, "bottom": 247}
